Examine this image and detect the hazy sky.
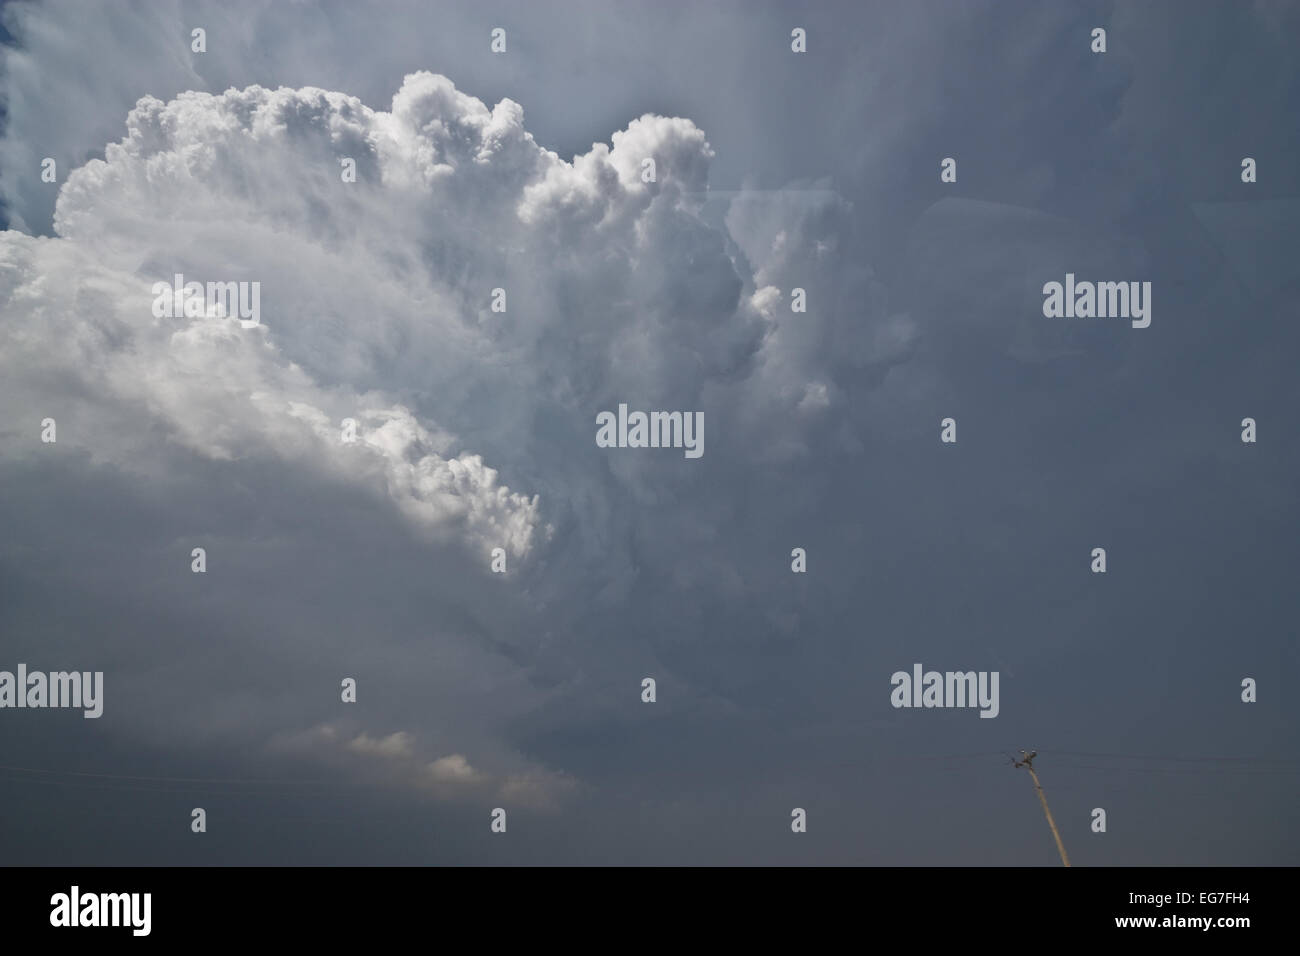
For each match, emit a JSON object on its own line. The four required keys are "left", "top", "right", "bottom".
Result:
{"left": 0, "top": 0, "right": 1296, "bottom": 865}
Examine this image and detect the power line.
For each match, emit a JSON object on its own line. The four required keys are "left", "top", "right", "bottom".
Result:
{"left": 1043, "top": 750, "right": 1299, "bottom": 765}
{"left": 1046, "top": 762, "right": 1300, "bottom": 777}
{"left": 0, "top": 762, "right": 385, "bottom": 789}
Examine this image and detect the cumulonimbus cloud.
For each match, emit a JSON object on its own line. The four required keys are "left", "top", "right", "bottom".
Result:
{"left": 1, "top": 70, "right": 910, "bottom": 806}
{"left": 6, "top": 74, "right": 849, "bottom": 557}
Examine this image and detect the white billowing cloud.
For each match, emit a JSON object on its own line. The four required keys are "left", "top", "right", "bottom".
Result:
{"left": 15, "top": 72, "right": 851, "bottom": 579}
{"left": 39, "top": 73, "right": 776, "bottom": 448}
{"left": 498, "top": 769, "right": 580, "bottom": 810}
{"left": 271, "top": 724, "right": 573, "bottom": 806}
{"left": 0, "top": 228, "right": 544, "bottom": 559}
{"left": 8, "top": 72, "right": 776, "bottom": 566}
{"left": 426, "top": 753, "right": 481, "bottom": 784}
{"left": 349, "top": 730, "right": 415, "bottom": 759}
{"left": 1, "top": 70, "right": 888, "bottom": 799}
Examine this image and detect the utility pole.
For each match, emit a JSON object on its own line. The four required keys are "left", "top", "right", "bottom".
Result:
{"left": 1012, "top": 750, "right": 1071, "bottom": 867}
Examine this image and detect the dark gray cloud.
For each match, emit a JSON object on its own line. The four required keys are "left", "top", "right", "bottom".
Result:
{"left": 0, "top": 0, "right": 1296, "bottom": 865}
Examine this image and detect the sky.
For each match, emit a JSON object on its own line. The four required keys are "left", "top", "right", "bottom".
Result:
{"left": 0, "top": 0, "right": 1297, "bottom": 865}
